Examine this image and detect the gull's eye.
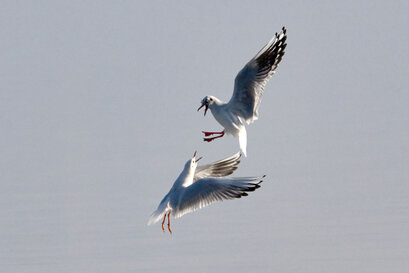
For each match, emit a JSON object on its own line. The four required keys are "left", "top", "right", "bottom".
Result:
{"left": 209, "top": 98, "right": 213, "bottom": 101}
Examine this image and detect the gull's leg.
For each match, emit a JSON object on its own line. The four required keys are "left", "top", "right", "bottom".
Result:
{"left": 161, "top": 213, "right": 167, "bottom": 232}
{"left": 167, "top": 211, "right": 172, "bottom": 234}
{"left": 202, "top": 130, "right": 225, "bottom": 137}
{"left": 203, "top": 130, "right": 225, "bottom": 142}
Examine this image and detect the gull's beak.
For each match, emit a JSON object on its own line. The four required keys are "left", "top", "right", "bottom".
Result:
{"left": 193, "top": 151, "right": 202, "bottom": 162}
{"left": 197, "top": 103, "right": 208, "bottom": 116}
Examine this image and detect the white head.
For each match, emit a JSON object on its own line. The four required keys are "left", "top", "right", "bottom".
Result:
{"left": 184, "top": 151, "right": 203, "bottom": 171}
{"left": 197, "top": 96, "right": 217, "bottom": 116}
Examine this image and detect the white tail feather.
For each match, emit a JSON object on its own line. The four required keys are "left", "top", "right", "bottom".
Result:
{"left": 147, "top": 197, "right": 170, "bottom": 225}
{"left": 147, "top": 210, "right": 166, "bottom": 226}
{"left": 238, "top": 128, "right": 247, "bottom": 157}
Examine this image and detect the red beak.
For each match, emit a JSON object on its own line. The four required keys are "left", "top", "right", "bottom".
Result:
{"left": 193, "top": 151, "right": 202, "bottom": 162}
{"left": 197, "top": 104, "right": 208, "bottom": 116}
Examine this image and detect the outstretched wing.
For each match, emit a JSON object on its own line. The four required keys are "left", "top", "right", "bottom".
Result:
{"left": 173, "top": 176, "right": 265, "bottom": 218}
{"left": 228, "top": 27, "right": 287, "bottom": 124}
{"left": 194, "top": 152, "right": 241, "bottom": 182}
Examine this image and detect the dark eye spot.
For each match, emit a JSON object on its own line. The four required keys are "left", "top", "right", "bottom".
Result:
{"left": 210, "top": 98, "right": 213, "bottom": 101}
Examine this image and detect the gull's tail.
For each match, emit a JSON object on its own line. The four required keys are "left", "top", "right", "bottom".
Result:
{"left": 147, "top": 209, "right": 166, "bottom": 226}
{"left": 147, "top": 195, "right": 170, "bottom": 225}
{"left": 238, "top": 128, "right": 247, "bottom": 157}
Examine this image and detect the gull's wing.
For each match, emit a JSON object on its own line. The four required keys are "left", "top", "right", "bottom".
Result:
{"left": 194, "top": 152, "right": 241, "bottom": 182}
{"left": 228, "top": 27, "right": 287, "bottom": 124}
{"left": 173, "top": 176, "right": 265, "bottom": 218}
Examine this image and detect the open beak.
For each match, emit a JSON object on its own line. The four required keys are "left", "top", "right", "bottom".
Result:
{"left": 193, "top": 151, "right": 203, "bottom": 162}
{"left": 197, "top": 103, "right": 208, "bottom": 116}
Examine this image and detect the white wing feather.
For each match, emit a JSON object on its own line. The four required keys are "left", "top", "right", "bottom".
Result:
{"left": 194, "top": 152, "right": 241, "bottom": 182}
{"left": 173, "top": 176, "right": 265, "bottom": 218}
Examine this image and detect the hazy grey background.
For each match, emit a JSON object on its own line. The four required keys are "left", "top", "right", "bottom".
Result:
{"left": 1, "top": 0, "right": 408, "bottom": 272}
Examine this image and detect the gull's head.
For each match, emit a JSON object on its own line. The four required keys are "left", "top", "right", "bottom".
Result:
{"left": 185, "top": 150, "right": 202, "bottom": 170}
{"left": 197, "top": 96, "right": 216, "bottom": 116}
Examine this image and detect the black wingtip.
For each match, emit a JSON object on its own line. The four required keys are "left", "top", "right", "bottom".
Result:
{"left": 257, "top": 176, "right": 266, "bottom": 185}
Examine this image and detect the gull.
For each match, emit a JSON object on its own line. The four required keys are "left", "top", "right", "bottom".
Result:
{"left": 147, "top": 151, "right": 264, "bottom": 233}
{"left": 198, "top": 27, "right": 287, "bottom": 156}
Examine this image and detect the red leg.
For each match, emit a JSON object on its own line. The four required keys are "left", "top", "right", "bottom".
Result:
{"left": 167, "top": 211, "right": 172, "bottom": 234}
{"left": 203, "top": 131, "right": 225, "bottom": 142}
{"left": 202, "top": 130, "right": 225, "bottom": 137}
{"left": 161, "top": 213, "right": 167, "bottom": 232}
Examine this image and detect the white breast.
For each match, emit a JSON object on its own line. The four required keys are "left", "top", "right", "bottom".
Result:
{"left": 211, "top": 105, "right": 244, "bottom": 136}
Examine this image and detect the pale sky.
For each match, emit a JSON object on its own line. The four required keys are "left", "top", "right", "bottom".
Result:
{"left": 1, "top": 1, "right": 408, "bottom": 272}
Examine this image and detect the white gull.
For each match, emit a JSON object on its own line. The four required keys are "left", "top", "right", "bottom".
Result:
{"left": 147, "top": 151, "right": 264, "bottom": 233}
{"left": 198, "top": 27, "right": 287, "bottom": 156}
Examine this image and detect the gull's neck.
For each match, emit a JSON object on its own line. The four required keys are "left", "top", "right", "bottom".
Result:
{"left": 212, "top": 97, "right": 225, "bottom": 107}
{"left": 209, "top": 97, "right": 227, "bottom": 114}
{"left": 176, "top": 165, "right": 196, "bottom": 188}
